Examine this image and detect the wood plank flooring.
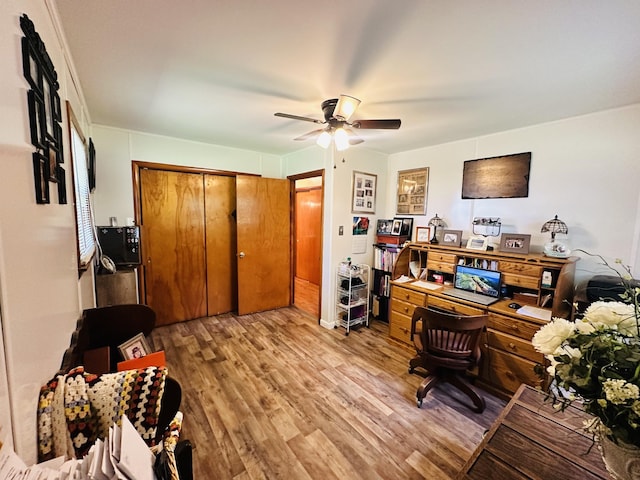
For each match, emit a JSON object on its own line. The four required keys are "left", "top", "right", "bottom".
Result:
{"left": 150, "top": 307, "right": 507, "bottom": 479}
{"left": 293, "top": 277, "right": 320, "bottom": 319}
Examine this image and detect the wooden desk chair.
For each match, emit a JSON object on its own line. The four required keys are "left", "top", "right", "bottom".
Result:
{"left": 408, "top": 306, "right": 488, "bottom": 413}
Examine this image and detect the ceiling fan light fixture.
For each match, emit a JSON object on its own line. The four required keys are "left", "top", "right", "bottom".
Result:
{"left": 333, "top": 95, "right": 361, "bottom": 121}
{"left": 317, "top": 130, "right": 332, "bottom": 149}
{"left": 334, "top": 128, "right": 350, "bottom": 151}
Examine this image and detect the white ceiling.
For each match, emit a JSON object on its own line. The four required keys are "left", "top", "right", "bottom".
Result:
{"left": 54, "top": 0, "right": 640, "bottom": 156}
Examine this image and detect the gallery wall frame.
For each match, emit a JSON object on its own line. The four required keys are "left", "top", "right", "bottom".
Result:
{"left": 461, "top": 152, "right": 531, "bottom": 199}
{"left": 21, "top": 14, "right": 66, "bottom": 204}
{"left": 351, "top": 170, "right": 377, "bottom": 214}
{"left": 396, "top": 167, "right": 429, "bottom": 215}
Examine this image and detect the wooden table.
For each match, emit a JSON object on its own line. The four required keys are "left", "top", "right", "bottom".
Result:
{"left": 457, "top": 384, "right": 609, "bottom": 479}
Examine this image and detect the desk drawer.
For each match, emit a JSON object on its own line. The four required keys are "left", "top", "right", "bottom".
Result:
{"left": 498, "top": 261, "right": 543, "bottom": 277}
{"left": 391, "top": 298, "right": 420, "bottom": 317}
{"left": 426, "top": 260, "right": 456, "bottom": 274}
{"left": 487, "top": 312, "right": 539, "bottom": 341}
{"left": 484, "top": 348, "right": 542, "bottom": 393}
{"left": 391, "top": 286, "right": 426, "bottom": 306}
{"left": 389, "top": 311, "right": 412, "bottom": 344}
{"left": 429, "top": 252, "right": 457, "bottom": 263}
{"left": 429, "top": 296, "right": 484, "bottom": 316}
{"left": 487, "top": 330, "right": 542, "bottom": 363}
{"left": 502, "top": 272, "right": 540, "bottom": 290}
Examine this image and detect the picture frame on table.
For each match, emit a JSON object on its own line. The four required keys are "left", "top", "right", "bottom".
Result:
{"left": 376, "top": 219, "right": 394, "bottom": 235}
{"left": 351, "top": 170, "right": 377, "bottom": 214}
{"left": 466, "top": 236, "right": 489, "bottom": 251}
{"left": 118, "top": 333, "right": 152, "bottom": 360}
{"left": 441, "top": 229, "right": 463, "bottom": 247}
{"left": 499, "top": 233, "right": 532, "bottom": 254}
{"left": 415, "top": 226, "right": 431, "bottom": 244}
{"left": 398, "top": 217, "right": 413, "bottom": 237}
{"left": 391, "top": 219, "right": 402, "bottom": 235}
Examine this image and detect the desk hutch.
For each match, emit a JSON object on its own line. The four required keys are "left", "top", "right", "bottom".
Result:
{"left": 389, "top": 243, "right": 577, "bottom": 399}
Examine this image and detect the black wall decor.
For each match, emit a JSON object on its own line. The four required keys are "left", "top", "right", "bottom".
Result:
{"left": 21, "top": 14, "right": 66, "bottom": 204}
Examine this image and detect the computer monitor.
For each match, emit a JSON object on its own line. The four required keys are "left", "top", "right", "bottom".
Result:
{"left": 454, "top": 265, "right": 502, "bottom": 298}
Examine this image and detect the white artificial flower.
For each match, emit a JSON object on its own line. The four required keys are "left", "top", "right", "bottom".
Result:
{"left": 603, "top": 379, "right": 640, "bottom": 405}
{"left": 561, "top": 346, "right": 582, "bottom": 360}
{"left": 582, "top": 301, "right": 637, "bottom": 336}
{"left": 532, "top": 318, "right": 575, "bottom": 355}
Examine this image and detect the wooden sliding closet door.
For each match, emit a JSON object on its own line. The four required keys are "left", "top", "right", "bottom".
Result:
{"left": 236, "top": 176, "right": 291, "bottom": 315}
{"left": 140, "top": 169, "right": 207, "bottom": 325}
{"left": 205, "top": 174, "right": 237, "bottom": 315}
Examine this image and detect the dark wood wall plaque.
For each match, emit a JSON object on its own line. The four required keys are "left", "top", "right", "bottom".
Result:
{"left": 462, "top": 152, "right": 531, "bottom": 199}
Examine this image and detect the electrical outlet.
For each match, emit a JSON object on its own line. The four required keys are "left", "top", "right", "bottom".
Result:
{"left": 339, "top": 226, "right": 344, "bottom": 235}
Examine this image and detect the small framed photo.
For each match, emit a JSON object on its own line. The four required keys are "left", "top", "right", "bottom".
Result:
{"left": 399, "top": 217, "right": 413, "bottom": 237}
{"left": 391, "top": 219, "right": 402, "bottom": 235}
{"left": 118, "top": 333, "right": 152, "bottom": 360}
{"left": 466, "top": 236, "right": 489, "bottom": 251}
{"left": 499, "top": 233, "right": 532, "bottom": 254}
{"left": 376, "top": 219, "right": 394, "bottom": 235}
{"left": 442, "top": 229, "right": 463, "bottom": 247}
{"left": 415, "top": 226, "right": 431, "bottom": 243}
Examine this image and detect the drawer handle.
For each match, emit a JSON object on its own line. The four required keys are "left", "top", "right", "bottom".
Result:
{"left": 510, "top": 324, "right": 520, "bottom": 332}
{"left": 404, "top": 307, "right": 409, "bottom": 313}
{"left": 405, "top": 294, "right": 410, "bottom": 300}
{"left": 506, "top": 371, "right": 516, "bottom": 380}
{"left": 508, "top": 342, "right": 517, "bottom": 350}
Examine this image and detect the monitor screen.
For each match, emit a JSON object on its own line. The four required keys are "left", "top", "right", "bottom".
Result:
{"left": 454, "top": 265, "right": 502, "bottom": 298}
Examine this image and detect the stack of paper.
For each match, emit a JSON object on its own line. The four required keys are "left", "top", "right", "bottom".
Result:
{"left": 0, "top": 415, "right": 156, "bottom": 479}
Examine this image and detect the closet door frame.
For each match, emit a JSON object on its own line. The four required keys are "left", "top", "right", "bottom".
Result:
{"left": 132, "top": 161, "right": 254, "bottom": 319}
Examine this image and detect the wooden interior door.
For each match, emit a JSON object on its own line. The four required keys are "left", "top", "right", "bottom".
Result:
{"left": 205, "top": 174, "right": 237, "bottom": 315}
{"left": 295, "top": 187, "right": 322, "bottom": 285}
{"left": 139, "top": 168, "right": 207, "bottom": 325}
{"left": 236, "top": 176, "right": 291, "bottom": 315}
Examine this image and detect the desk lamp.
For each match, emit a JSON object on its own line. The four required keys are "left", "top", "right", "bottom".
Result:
{"left": 428, "top": 214, "right": 445, "bottom": 244}
{"left": 541, "top": 215, "right": 569, "bottom": 257}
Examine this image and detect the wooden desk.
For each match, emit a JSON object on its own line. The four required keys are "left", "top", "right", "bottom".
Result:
{"left": 457, "top": 384, "right": 608, "bottom": 479}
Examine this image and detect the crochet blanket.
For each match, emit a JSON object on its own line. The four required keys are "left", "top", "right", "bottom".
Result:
{"left": 37, "top": 365, "right": 167, "bottom": 462}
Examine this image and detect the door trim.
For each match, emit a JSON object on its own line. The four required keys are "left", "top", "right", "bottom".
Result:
{"left": 288, "top": 169, "right": 325, "bottom": 323}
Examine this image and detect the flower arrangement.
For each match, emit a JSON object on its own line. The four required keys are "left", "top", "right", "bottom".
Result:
{"left": 532, "top": 251, "right": 640, "bottom": 447}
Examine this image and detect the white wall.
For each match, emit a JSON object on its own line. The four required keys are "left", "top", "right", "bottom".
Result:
{"left": 91, "top": 126, "right": 282, "bottom": 226}
{"left": 0, "top": 0, "right": 93, "bottom": 462}
{"left": 385, "top": 104, "right": 640, "bottom": 282}
{"left": 283, "top": 146, "right": 389, "bottom": 327}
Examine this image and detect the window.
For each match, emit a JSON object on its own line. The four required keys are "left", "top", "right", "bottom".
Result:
{"left": 67, "top": 103, "right": 95, "bottom": 269}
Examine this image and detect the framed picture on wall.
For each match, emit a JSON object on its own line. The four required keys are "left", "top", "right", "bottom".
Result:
{"left": 351, "top": 171, "right": 377, "bottom": 214}
{"left": 396, "top": 168, "right": 429, "bottom": 215}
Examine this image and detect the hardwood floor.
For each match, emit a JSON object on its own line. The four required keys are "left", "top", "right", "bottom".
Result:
{"left": 293, "top": 277, "right": 320, "bottom": 318}
{"left": 150, "top": 307, "right": 506, "bottom": 479}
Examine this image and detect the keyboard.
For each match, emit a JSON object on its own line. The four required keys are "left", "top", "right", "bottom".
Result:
{"left": 442, "top": 288, "right": 499, "bottom": 306}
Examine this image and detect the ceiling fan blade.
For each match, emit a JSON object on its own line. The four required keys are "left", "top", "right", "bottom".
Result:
{"left": 352, "top": 119, "right": 401, "bottom": 129}
{"left": 293, "top": 129, "right": 324, "bottom": 141}
{"left": 345, "top": 128, "right": 364, "bottom": 145}
{"left": 274, "top": 112, "right": 324, "bottom": 124}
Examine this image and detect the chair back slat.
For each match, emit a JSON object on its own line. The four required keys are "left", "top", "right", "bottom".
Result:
{"left": 411, "top": 306, "right": 487, "bottom": 361}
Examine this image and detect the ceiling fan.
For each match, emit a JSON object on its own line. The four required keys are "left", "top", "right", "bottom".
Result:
{"left": 274, "top": 95, "right": 401, "bottom": 150}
